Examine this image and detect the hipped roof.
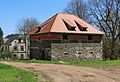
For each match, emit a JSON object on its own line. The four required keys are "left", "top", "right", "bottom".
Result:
{"left": 28, "top": 13, "right": 104, "bottom": 35}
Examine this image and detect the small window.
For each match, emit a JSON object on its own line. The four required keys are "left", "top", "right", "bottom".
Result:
{"left": 64, "top": 52, "right": 68, "bottom": 55}
{"left": 20, "top": 46, "right": 24, "bottom": 51}
{"left": 90, "top": 51, "right": 94, "bottom": 54}
{"left": 88, "top": 35, "right": 92, "bottom": 40}
{"left": 10, "top": 44, "right": 12, "bottom": 46}
{"left": 38, "top": 38, "right": 41, "bottom": 40}
{"left": 18, "top": 38, "right": 21, "bottom": 43}
{"left": 77, "top": 51, "right": 82, "bottom": 54}
{"left": 20, "top": 54, "right": 24, "bottom": 59}
{"left": 62, "top": 35, "right": 68, "bottom": 40}
{"left": 14, "top": 46, "right": 18, "bottom": 51}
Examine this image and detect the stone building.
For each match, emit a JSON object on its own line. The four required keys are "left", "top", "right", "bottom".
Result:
{"left": 28, "top": 13, "right": 104, "bottom": 61}
{"left": 3, "top": 34, "right": 29, "bottom": 59}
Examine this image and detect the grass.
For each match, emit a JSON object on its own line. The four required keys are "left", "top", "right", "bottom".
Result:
{"left": 65, "top": 60, "right": 120, "bottom": 67}
{"left": 0, "top": 64, "right": 38, "bottom": 82}
{"left": 17, "top": 59, "right": 120, "bottom": 67}
{"left": 17, "top": 59, "right": 63, "bottom": 64}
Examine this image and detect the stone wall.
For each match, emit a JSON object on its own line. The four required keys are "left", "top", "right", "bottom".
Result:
{"left": 51, "top": 43, "right": 102, "bottom": 61}
{"left": 30, "top": 40, "right": 103, "bottom": 61}
{"left": 30, "top": 40, "right": 52, "bottom": 60}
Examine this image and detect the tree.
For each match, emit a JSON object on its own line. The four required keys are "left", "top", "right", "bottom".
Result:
{"left": 0, "top": 27, "right": 4, "bottom": 60}
{"left": 16, "top": 18, "right": 40, "bottom": 57}
{"left": 16, "top": 18, "right": 40, "bottom": 35}
{"left": 64, "top": 0, "right": 91, "bottom": 22}
{"left": 88, "top": 0, "right": 120, "bottom": 59}
{"left": 0, "top": 27, "right": 3, "bottom": 47}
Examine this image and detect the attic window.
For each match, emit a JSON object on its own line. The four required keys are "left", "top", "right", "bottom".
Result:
{"left": 35, "top": 27, "right": 41, "bottom": 33}
{"left": 83, "top": 28, "right": 87, "bottom": 31}
{"left": 75, "top": 21, "right": 87, "bottom": 31}
{"left": 71, "top": 27, "right": 76, "bottom": 31}
{"left": 63, "top": 20, "right": 76, "bottom": 31}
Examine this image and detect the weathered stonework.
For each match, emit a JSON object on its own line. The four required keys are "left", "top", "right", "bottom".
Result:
{"left": 51, "top": 43, "right": 102, "bottom": 61}
{"left": 30, "top": 40, "right": 103, "bottom": 61}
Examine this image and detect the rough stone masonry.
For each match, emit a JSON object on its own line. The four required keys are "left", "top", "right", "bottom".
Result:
{"left": 51, "top": 43, "right": 102, "bottom": 61}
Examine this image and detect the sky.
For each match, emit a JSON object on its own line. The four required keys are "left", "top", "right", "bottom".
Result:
{"left": 0, "top": 0, "right": 69, "bottom": 36}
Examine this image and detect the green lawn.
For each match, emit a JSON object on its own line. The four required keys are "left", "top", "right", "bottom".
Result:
{"left": 0, "top": 64, "right": 38, "bottom": 82}
{"left": 17, "top": 59, "right": 120, "bottom": 67}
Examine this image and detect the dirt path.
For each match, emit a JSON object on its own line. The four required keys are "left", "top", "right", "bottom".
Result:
{"left": 1, "top": 62, "right": 120, "bottom": 82}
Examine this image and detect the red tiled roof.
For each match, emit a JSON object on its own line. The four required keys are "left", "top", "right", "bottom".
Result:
{"left": 28, "top": 13, "right": 104, "bottom": 35}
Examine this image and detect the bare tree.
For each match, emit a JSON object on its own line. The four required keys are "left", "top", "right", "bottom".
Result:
{"left": 64, "top": 0, "right": 91, "bottom": 22}
{"left": 16, "top": 18, "right": 40, "bottom": 35}
{"left": 88, "top": 0, "right": 120, "bottom": 59}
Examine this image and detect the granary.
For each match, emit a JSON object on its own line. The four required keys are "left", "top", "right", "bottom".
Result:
{"left": 28, "top": 13, "right": 104, "bottom": 61}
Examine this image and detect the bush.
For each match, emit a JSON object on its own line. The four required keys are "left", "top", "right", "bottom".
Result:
{"left": 0, "top": 52, "right": 11, "bottom": 60}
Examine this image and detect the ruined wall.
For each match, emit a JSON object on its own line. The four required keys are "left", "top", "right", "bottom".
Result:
{"left": 51, "top": 43, "right": 102, "bottom": 61}
{"left": 30, "top": 40, "right": 51, "bottom": 60}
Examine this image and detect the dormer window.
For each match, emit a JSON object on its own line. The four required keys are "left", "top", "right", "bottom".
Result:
{"left": 75, "top": 21, "right": 87, "bottom": 31}
{"left": 63, "top": 19, "right": 76, "bottom": 31}
{"left": 35, "top": 27, "right": 41, "bottom": 33}
{"left": 83, "top": 28, "right": 87, "bottom": 31}
{"left": 71, "top": 27, "right": 76, "bottom": 31}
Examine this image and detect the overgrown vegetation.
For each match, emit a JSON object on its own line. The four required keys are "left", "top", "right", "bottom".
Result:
{"left": 0, "top": 64, "right": 38, "bottom": 82}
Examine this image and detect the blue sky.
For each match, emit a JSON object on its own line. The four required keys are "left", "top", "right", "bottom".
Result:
{"left": 0, "top": 0, "right": 69, "bottom": 36}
